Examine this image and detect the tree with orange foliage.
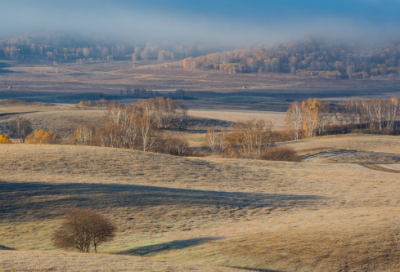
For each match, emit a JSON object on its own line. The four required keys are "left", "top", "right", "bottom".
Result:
{"left": 26, "top": 130, "right": 60, "bottom": 144}
{"left": 77, "top": 101, "right": 85, "bottom": 107}
{"left": 0, "top": 134, "right": 12, "bottom": 144}
{"left": 302, "top": 98, "right": 320, "bottom": 138}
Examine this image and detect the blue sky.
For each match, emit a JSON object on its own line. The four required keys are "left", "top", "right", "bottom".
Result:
{"left": 1, "top": 0, "right": 400, "bottom": 44}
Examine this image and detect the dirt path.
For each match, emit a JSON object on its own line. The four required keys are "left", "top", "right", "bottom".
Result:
{"left": 363, "top": 164, "right": 400, "bottom": 173}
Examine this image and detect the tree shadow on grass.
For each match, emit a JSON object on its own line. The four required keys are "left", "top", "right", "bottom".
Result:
{"left": 0, "top": 181, "right": 324, "bottom": 222}
{"left": 232, "top": 267, "right": 285, "bottom": 272}
{"left": 0, "top": 245, "right": 15, "bottom": 250}
{"left": 118, "top": 237, "right": 222, "bottom": 256}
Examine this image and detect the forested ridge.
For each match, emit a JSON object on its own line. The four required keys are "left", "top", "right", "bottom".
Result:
{"left": 0, "top": 34, "right": 225, "bottom": 62}
{"left": 183, "top": 38, "right": 400, "bottom": 79}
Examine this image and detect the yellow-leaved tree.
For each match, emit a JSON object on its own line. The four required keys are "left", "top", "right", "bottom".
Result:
{"left": 26, "top": 130, "right": 60, "bottom": 144}
{"left": 301, "top": 98, "right": 320, "bottom": 138}
{"left": 0, "top": 134, "right": 12, "bottom": 144}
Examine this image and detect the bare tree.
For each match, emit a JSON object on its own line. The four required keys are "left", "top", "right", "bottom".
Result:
{"left": 9, "top": 116, "right": 33, "bottom": 142}
{"left": 286, "top": 101, "right": 303, "bottom": 140}
{"left": 74, "top": 124, "right": 94, "bottom": 146}
{"left": 175, "top": 103, "right": 188, "bottom": 129}
{"left": 317, "top": 101, "right": 331, "bottom": 135}
{"left": 226, "top": 120, "right": 274, "bottom": 159}
{"left": 140, "top": 115, "right": 158, "bottom": 152}
{"left": 53, "top": 209, "right": 116, "bottom": 253}
{"left": 218, "top": 128, "right": 228, "bottom": 154}
{"left": 206, "top": 126, "right": 218, "bottom": 154}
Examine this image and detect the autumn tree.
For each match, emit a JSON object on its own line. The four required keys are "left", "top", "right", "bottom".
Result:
{"left": 0, "top": 134, "right": 12, "bottom": 144}
{"left": 53, "top": 209, "right": 116, "bottom": 253}
{"left": 9, "top": 116, "right": 33, "bottom": 143}
{"left": 26, "top": 130, "right": 60, "bottom": 144}
{"left": 301, "top": 98, "right": 321, "bottom": 138}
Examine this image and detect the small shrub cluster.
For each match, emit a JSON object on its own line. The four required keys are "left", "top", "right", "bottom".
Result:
{"left": 205, "top": 120, "right": 302, "bottom": 162}
{"left": 260, "top": 146, "right": 302, "bottom": 162}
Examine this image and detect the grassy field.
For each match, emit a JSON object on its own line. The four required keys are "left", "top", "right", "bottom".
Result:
{"left": 189, "top": 110, "right": 286, "bottom": 130}
{"left": 0, "top": 101, "right": 106, "bottom": 138}
{"left": 1, "top": 60, "right": 400, "bottom": 111}
{"left": 2, "top": 133, "right": 400, "bottom": 271}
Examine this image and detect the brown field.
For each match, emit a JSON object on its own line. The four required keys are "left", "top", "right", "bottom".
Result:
{"left": 1, "top": 60, "right": 400, "bottom": 112}
{"left": 0, "top": 250, "right": 249, "bottom": 272}
{"left": 189, "top": 110, "right": 286, "bottom": 129}
{"left": 2, "top": 133, "right": 400, "bottom": 271}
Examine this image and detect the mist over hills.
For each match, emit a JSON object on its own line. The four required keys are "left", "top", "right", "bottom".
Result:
{"left": 1, "top": 34, "right": 399, "bottom": 80}
{"left": 1, "top": 1, "right": 400, "bottom": 78}
{"left": 1, "top": 0, "right": 400, "bottom": 44}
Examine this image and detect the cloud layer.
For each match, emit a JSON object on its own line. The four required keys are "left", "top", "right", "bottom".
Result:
{"left": 1, "top": 0, "right": 400, "bottom": 45}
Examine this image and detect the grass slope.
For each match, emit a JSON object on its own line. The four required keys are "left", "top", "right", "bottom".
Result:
{"left": 1, "top": 135, "right": 400, "bottom": 271}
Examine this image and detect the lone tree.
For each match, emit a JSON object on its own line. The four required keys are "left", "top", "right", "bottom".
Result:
{"left": 9, "top": 116, "right": 32, "bottom": 143}
{"left": 53, "top": 209, "right": 116, "bottom": 253}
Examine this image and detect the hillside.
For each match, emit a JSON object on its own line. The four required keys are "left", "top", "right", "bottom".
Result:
{"left": 2, "top": 135, "right": 400, "bottom": 271}
{"left": 183, "top": 38, "right": 400, "bottom": 79}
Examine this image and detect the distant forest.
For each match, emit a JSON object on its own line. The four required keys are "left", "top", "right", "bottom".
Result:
{"left": 2, "top": 35, "right": 400, "bottom": 79}
{"left": 0, "top": 34, "right": 224, "bottom": 62}
{"left": 183, "top": 38, "right": 400, "bottom": 79}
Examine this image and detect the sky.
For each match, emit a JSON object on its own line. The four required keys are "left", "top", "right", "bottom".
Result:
{"left": 1, "top": 0, "right": 400, "bottom": 45}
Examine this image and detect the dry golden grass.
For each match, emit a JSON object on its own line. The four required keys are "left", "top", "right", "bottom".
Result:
{"left": 285, "top": 134, "right": 400, "bottom": 154}
{"left": 189, "top": 110, "right": 286, "bottom": 129}
{"left": 0, "top": 102, "right": 106, "bottom": 138}
{"left": 0, "top": 250, "right": 248, "bottom": 272}
{"left": 2, "top": 134, "right": 400, "bottom": 271}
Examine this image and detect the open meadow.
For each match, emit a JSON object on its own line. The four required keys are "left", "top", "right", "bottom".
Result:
{"left": 1, "top": 60, "right": 400, "bottom": 112}
{"left": 2, "top": 133, "right": 400, "bottom": 271}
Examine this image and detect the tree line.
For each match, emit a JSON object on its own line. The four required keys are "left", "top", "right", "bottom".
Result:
{"left": 0, "top": 34, "right": 225, "bottom": 62}
{"left": 287, "top": 97, "right": 400, "bottom": 139}
{"left": 182, "top": 38, "right": 400, "bottom": 79}
{"left": 76, "top": 90, "right": 186, "bottom": 107}
{"left": 74, "top": 97, "right": 190, "bottom": 155}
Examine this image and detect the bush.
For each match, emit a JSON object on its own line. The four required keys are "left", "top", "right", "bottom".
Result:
{"left": 260, "top": 146, "right": 302, "bottom": 162}
{"left": 162, "top": 137, "right": 189, "bottom": 156}
{"left": 26, "top": 130, "right": 61, "bottom": 144}
{"left": 0, "top": 134, "right": 12, "bottom": 144}
{"left": 271, "top": 130, "right": 294, "bottom": 142}
{"left": 53, "top": 209, "right": 116, "bottom": 253}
